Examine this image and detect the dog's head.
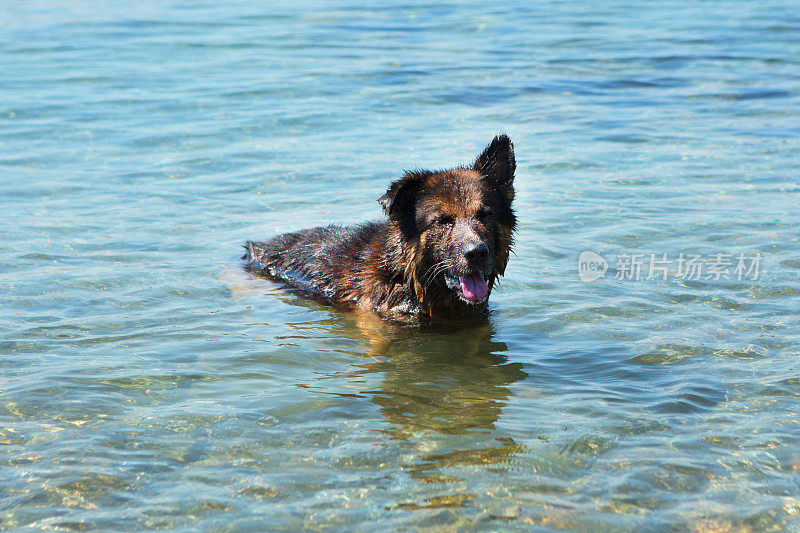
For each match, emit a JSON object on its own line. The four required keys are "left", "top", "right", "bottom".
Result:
{"left": 379, "top": 135, "right": 516, "bottom": 312}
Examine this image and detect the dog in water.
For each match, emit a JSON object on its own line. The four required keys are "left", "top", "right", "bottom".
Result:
{"left": 243, "top": 135, "right": 516, "bottom": 324}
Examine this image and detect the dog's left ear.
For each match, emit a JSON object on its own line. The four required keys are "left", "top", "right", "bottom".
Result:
{"left": 474, "top": 135, "right": 515, "bottom": 202}
{"left": 379, "top": 171, "right": 426, "bottom": 218}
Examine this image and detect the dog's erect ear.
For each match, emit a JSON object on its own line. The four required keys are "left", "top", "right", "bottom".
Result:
{"left": 379, "top": 171, "right": 426, "bottom": 217}
{"left": 474, "top": 135, "right": 515, "bottom": 201}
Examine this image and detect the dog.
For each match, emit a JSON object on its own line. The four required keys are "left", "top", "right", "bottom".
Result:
{"left": 243, "top": 135, "right": 516, "bottom": 323}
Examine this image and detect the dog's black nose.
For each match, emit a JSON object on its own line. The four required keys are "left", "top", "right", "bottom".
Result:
{"left": 463, "top": 242, "right": 489, "bottom": 262}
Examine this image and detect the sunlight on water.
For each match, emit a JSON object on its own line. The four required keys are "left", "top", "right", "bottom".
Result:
{"left": 1, "top": 0, "right": 800, "bottom": 530}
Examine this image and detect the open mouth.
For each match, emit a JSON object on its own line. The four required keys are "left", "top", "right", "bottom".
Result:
{"left": 444, "top": 271, "right": 489, "bottom": 304}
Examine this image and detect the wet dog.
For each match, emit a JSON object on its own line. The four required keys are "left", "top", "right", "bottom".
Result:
{"left": 243, "top": 135, "right": 516, "bottom": 323}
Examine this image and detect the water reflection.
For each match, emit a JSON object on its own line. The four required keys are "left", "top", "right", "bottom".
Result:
{"left": 245, "top": 273, "right": 532, "bottom": 440}
{"left": 357, "top": 317, "right": 530, "bottom": 498}
{"left": 294, "top": 312, "right": 526, "bottom": 491}
{"left": 349, "top": 314, "right": 527, "bottom": 440}
{"left": 237, "top": 270, "right": 529, "bottom": 499}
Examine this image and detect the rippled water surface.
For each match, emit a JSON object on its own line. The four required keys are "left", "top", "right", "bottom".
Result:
{"left": 2, "top": 0, "right": 800, "bottom": 530}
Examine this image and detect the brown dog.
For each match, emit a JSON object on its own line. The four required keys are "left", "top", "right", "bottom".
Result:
{"left": 243, "top": 135, "right": 516, "bottom": 323}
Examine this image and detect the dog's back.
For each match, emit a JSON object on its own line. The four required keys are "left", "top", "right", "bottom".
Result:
{"left": 244, "top": 221, "right": 402, "bottom": 308}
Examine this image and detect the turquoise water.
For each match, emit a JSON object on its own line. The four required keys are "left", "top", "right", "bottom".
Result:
{"left": 2, "top": 0, "right": 800, "bottom": 530}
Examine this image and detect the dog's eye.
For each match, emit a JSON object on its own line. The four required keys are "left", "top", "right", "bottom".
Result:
{"left": 434, "top": 215, "right": 455, "bottom": 226}
{"left": 476, "top": 208, "right": 493, "bottom": 221}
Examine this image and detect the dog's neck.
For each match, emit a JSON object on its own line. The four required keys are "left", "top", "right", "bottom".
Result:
{"left": 382, "top": 221, "right": 491, "bottom": 319}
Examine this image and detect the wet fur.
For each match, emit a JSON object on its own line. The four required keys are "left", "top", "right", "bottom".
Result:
{"left": 243, "top": 135, "right": 517, "bottom": 324}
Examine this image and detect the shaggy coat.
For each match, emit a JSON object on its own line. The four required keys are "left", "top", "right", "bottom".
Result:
{"left": 243, "top": 135, "right": 517, "bottom": 323}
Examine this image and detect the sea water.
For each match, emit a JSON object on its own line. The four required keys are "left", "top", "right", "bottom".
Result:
{"left": 2, "top": 0, "right": 799, "bottom": 529}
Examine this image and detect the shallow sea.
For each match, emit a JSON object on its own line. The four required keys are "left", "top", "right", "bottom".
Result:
{"left": 2, "top": 0, "right": 800, "bottom": 530}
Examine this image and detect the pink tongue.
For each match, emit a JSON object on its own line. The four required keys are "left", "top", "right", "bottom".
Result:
{"left": 459, "top": 273, "right": 489, "bottom": 302}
